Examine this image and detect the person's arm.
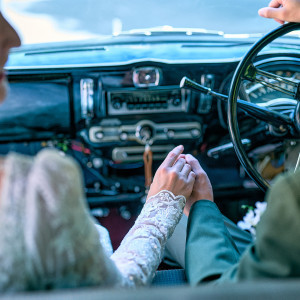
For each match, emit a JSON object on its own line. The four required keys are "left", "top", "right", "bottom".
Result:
{"left": 219, "top": 169, "right": 300, "bottom": 282}
{"left": 186, "top": 201, "right": 240, "bottom": 285}
{"left": 31, "top": 146, "right": 194, "bottom": 289}
{"left": 258, "top": 0, "right": 300, "bottom": 24}
{"left": 184, "top": 155, "right": 240, "bottom": 285}
{"left": 111, "top": 189, "right": 186, "bottom": 286}
{"left": 111, "top": 145, "right": 196, "bottom": 286}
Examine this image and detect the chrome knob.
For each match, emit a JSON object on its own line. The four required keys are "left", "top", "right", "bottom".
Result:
{"left": 112, "top": 98, "right": 122, "bottom": 110}
{"left": 136, "top": 124, "right": 154, "bottom": 143}
{"left": 167, "top": 130, "right": 175, "bottom": 139}
{"left": 95, "top": 131, "right": 104, "bottom": 139}
{"left": 191, "top": 128, "right": 201, "bottom": 138}
{"left": 120, "top": 132, "right": 128, "bottom": 141}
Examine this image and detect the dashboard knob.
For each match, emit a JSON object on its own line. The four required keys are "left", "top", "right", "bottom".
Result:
{"left": 134, "top": 186, "right": 141, "bottom": 193}
{"left": 172, "top": 98, "right": 181, "bottom": 106}
{"left": 95, "top": 131, "right": 104, "bottom": 139}
{"left": 120, "top": 132, "right": 128, "bottom": 141}
{"left": 119, "top": 206, "right": 132, "bottom": 220}
{"left": 136, "top": 124, "right": 154, "bottom": 143}
{"left": 167, "top": 130, "right": 175, "bottom": 139}
{"left": 191, "top": 128, "right": 201, "bottom": 138}
{"left": 112, "top": 98, "right": 122, "bottom": 110}
{"left": 93, "top": 157, "right": 103, "bottom": 169}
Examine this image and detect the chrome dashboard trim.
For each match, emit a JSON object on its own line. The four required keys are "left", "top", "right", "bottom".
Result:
{"left": 89, "top": 120, "right": 202, "bottom": 145}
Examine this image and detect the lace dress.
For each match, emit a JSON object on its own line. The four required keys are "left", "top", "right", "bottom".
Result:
{"left": 0, "top": 149, "right": 185, "bottom": 292}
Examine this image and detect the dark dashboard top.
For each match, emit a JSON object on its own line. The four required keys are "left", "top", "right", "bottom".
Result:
{"left": 7, "top": 32, "right": 300, "bottom": 70}
{"left": 6, "top": 44, "right": 247, "bottom": 70}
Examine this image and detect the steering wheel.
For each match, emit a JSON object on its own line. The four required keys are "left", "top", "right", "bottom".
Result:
{"left": 228, "top": 22, "right": 300, "bottom": 193}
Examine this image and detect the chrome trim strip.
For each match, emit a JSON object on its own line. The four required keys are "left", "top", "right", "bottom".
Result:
{"left": 89, "top": 120, "right": 201, "bottom": 145}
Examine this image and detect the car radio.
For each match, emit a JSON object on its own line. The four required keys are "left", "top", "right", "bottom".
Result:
{"left": 106, "top": 86, "right": 190, "bottom": 115}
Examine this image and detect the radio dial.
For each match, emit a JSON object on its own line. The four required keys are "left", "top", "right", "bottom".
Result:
{"left": 172, "top": 98, "right": 181, "bottom": 106}
{"left": 191, "top": 128, "right": 201, "bottom": 138}
{"left": 95, "top": 131, "right": 104, "bottom": 140}
{"left": 120, "top": 132, "right": 128, "bottom": 141}
{"left": 112, "top": 98, "right": 122, "bottom": 110}
{"left": 136, "top": 124, "right": 154, "bottom": 143}
{"left": 167, "top": 130, "right": 175, "bottom": 139}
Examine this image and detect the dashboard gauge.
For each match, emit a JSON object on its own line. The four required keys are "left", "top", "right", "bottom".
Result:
{"left": 241, "top": 68, "right": 300, "bottom": 104}
{"left": 217, "top": 60, "right": 300, "bottom": 129}
{"left": 132, "top": 67, "right": 161, "bottom": 87}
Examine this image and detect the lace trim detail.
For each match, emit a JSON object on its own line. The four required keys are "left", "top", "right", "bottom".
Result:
{"left": 147, "top": 189, "right": 186, "bottom": 204}
{"left": 111, "top": 190, "right": 185, "bottom": 287}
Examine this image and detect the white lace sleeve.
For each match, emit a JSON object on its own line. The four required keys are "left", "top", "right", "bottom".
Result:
{"left": 111, "top": 190, "right": 186, "bottom": 287}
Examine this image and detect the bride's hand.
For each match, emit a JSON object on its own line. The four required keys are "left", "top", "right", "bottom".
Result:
{"left": 147, "top": 145, "right": 196, "bottom": 201}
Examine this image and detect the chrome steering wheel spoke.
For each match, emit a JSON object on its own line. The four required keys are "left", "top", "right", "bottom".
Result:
{"left": 243, "top": 64, "right": 300, "bottom": 100}
{"left": 180, "top": 76, "right": 295, "bottom": 129}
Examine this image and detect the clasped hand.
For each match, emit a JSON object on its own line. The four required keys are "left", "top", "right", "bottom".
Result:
{"left": 147, "top": 145, "right": 213, "bottom": 216}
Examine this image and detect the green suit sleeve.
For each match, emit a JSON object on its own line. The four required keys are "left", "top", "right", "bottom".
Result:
{"left": 186, "top": 169, "right": 300, "bottom": 285}
{"left": 185, "top": 200, "right": 241, "bottom": 285}
{"left": 220, "top": 169, "right": 300, "bottom": 281}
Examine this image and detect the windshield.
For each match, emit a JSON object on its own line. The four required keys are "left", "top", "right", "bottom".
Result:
{"left": 3, "top": 0, "right": 282, "bottom": 45}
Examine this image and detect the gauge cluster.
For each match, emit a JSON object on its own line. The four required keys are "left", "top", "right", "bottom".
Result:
{"left": 241, "top": 59, "right": 300, "bottom": 104}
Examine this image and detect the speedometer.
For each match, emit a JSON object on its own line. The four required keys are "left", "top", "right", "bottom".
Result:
{"left": 242, "top": 69, "right": 300, "bottom": 104}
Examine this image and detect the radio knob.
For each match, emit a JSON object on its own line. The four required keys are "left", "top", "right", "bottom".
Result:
{"left": 92, "top": 157, "right": 103, "bottom": 169}
{"left": 112, "top": 98, "right": 122, "bottom": 110}
{"left": 95, "top": 131, "right": 104, "bottom": 140}
{"left": 167, "top": 130, "right": 175, "bottom": 139}
{"left": 134, "top": 186, "right": 141, "bottom": 193}
{"left": 191, "top": 128, "right": 201, "bottom": 138}
{"left": 136, "top": 125, "right": 154, "bottom": 143}
{"left": 120, "top": 132, "right": 128, "bottom": 141}
{"left": 172, "top": 98, "right": 181, "bottom": 106}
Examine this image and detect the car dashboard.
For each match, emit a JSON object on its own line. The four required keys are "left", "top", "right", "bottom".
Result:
{"left": 3, "top": 35, "right": 300, "bottom": 248}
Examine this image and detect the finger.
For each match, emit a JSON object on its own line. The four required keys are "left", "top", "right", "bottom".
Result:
{"left": 173, "top": 154, "right": 186, "bottom": 166}
{"left": 274, "top": 18, "right": 285, "bottom": 24}
{"left": 181, "top": 163, "right": 192, "bottom": 178}
{"left": 187, "top": 171, "right": 196, "bottom": 183}
{"left": 268, "top": 0, "right": 283, "bottom": 8}
{"left": 173, "top": 158, "right": 186, "bottom": 172}
{"left": 185, "top": 154, "right": 204, "bottom": 174}
{"left": 161, "top": 145, "right": 184, "bottom": 168}
{"left": 258, "top": 6, "right": 284, "bottom": 19}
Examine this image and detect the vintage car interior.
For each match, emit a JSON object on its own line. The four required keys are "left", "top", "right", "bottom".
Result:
{"left": 2, "top": 0, "right": 300, "bottom": 298}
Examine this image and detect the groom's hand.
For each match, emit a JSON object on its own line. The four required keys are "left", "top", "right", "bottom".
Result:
{"left": 184, "top": 154, "right": 214, "bottom": 216}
